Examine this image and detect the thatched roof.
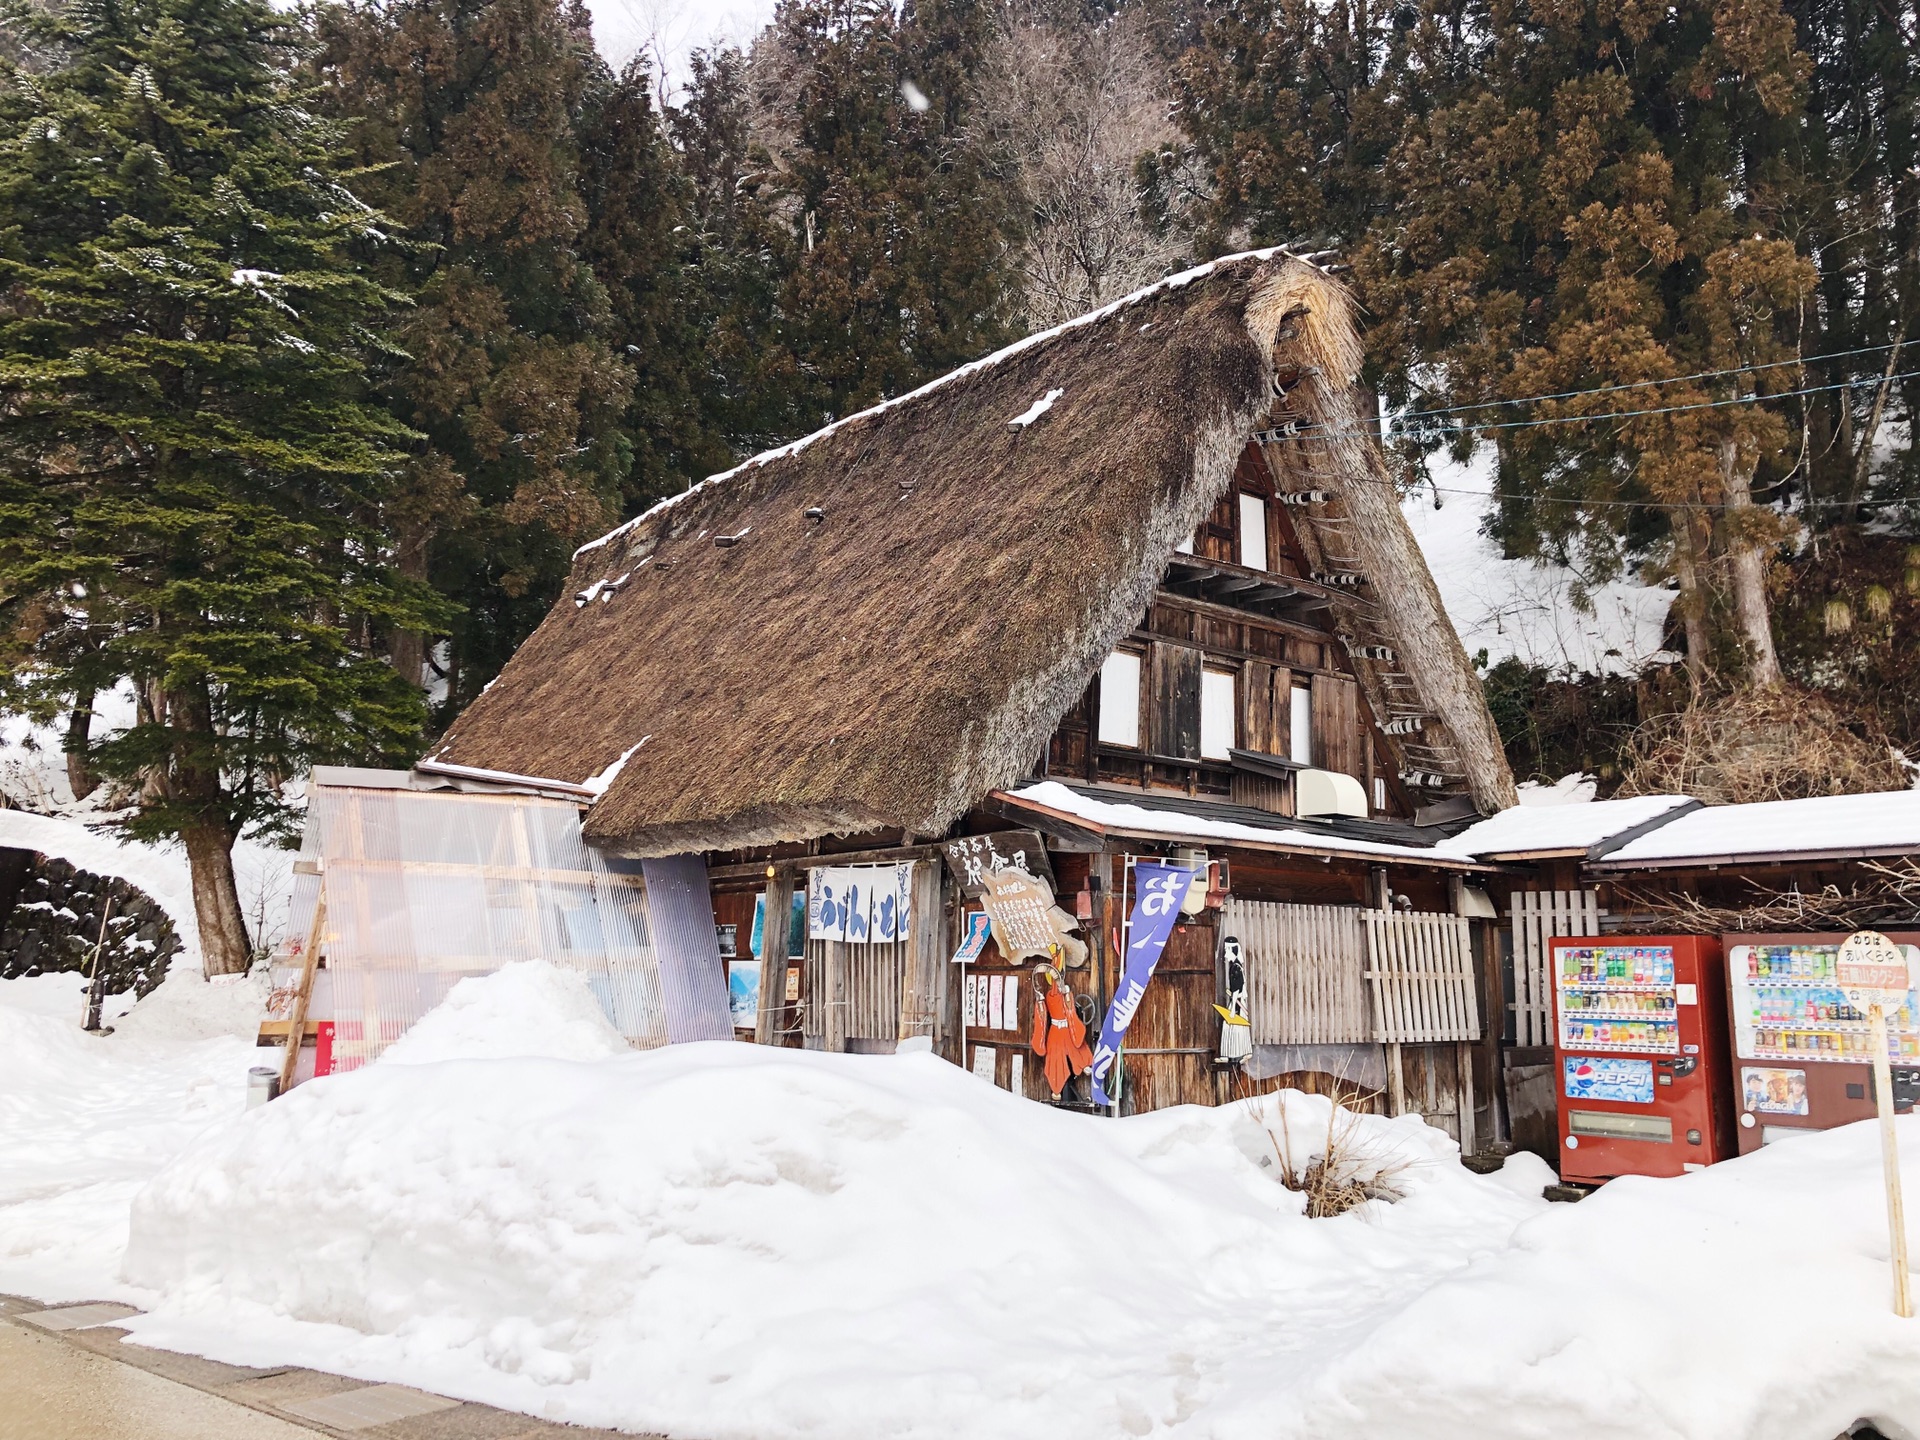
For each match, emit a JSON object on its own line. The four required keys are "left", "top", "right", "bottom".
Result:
{"left": 428, "top": 251, "right": 1511, "bottom": 856}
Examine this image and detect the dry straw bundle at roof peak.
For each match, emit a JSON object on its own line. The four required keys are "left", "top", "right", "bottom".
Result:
{"left": 432, "top": 252, "right": 1503, "bottom": 855}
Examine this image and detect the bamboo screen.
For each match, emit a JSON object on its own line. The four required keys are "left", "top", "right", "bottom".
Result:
{"left": 292, "top": 782, "right": 673, "bottom": 1071}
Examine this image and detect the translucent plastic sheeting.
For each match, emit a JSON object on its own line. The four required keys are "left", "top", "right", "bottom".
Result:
{"left": 290, "top": 783, "right": 689, "bottom": 1071}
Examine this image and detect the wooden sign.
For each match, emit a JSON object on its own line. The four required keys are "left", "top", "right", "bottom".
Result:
{"left": 1839, "top": 930, "right": 1916, "bottom": 1319}
{"left": 942, "top": 831, "right": 1053, "bottom": 897}
{"left": 978, "top": 866, "right": 1061, "bottom": 962}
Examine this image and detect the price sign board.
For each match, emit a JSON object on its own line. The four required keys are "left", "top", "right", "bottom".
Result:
{"left": 1837, "top": 930, "right": 1916, "bottom": 1011}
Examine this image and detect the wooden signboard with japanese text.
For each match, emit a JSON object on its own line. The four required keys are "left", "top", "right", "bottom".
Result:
{"left": 942, "top": 831, "right": 1054, "bottom": 897}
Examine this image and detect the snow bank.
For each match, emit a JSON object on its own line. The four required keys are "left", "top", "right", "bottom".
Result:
{"left": 1404, "top": 449, "right": 1676, "bottom": 676}
{"left": 378, "top": 960, "right": 632, "bottom": 1065}
{"left": 0, "top": 970, "right": 263, "bottom": 1301}
{"left": 114, "top": 963, "right": 1920, "bottom": 1440}
{"left": 127, "top": 1047, "right": 1536, "bottom": 1439}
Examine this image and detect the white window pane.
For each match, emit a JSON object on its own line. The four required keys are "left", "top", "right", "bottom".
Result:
{"left": 1174, "top": 532, "right": 1194, "bottom": 555}
{"left": 1373, "top": 776, "right": 1386, "bottom": 812}
{"left": 1238, "top": 493, "right": 1268, "bottom": 571}
{"left": 1200, "top": 670, "right": 1236, "bottom": 759}
{"left": 1097, "top": 652, "right": 1141, "bottom": 747}
{"left": 1290, "top": 685, "right": 1313, "bottom": 765}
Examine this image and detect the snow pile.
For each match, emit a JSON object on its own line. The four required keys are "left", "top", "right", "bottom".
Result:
{"left": 126, "top": 1043, "right": 1539, "bottom": 1437}
{"left": 378, "top": 960, "right": 632, "bottom": 1065}
{"left": 1403, "top": 449, "right": 1676, "bottom": 676}
{"left": 0, "top": 969, "right": 263, "bottom": 1301}
{"left": 107, "top": 965, "right": 1919, "bottom": 1440}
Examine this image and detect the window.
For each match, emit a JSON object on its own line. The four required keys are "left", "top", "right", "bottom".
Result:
{"left": 1238, "top": 492, "right": 1269, "bottom": 571}
{"left": 1200, "top": 669, "right": 1236, "bottom": 759}
{"left": 1097, "top": 651, "right": 1142, "bottom": 748}
{"left": 1373, "top": 776, "right": 1387, "bottom": 813}
{"left": 1174, "top": 532, "right": 1194, "bottom": 555}
{"left": 1289, "top": 685, "right": 1313, "bottom": 765}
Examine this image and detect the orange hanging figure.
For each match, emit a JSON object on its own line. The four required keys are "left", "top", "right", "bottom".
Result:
{"left": 1029, "top": 967, "right": 1092, "bottom": 1099}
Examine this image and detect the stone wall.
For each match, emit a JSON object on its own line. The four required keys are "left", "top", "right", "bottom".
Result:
{"left": 0, "top": 849, "right": 183, "bottom": 998}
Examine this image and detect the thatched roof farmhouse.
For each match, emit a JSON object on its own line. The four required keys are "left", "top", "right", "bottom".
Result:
{"left": 426, "top": 251, "right": 1515, "bottom": 859}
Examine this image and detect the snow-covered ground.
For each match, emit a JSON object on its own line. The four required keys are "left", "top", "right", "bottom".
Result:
{"left": 1403, "top": 450, "right": 1676, "bottom": 676}
{"left": 0, "top": 962, "right": 1914, "bottom": 1440}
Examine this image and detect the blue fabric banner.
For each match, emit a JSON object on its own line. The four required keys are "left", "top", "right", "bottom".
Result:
{"left": 1089, "top": 861, "right": 1199, "bottom": 1107}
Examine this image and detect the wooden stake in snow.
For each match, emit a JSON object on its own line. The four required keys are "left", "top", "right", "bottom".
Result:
{"left": 81, "top": 881, "right": 117, "bottom": 1033}
{"left": 1837, "top": 930, "right": 1915, "bottom": 1318}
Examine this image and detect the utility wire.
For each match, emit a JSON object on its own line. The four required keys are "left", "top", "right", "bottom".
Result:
{"left": 1322, "top": 341, "right": 1907, "bottom": 432}
{"left": 1304, "top": 368, "right": 1920, "bottom": 444}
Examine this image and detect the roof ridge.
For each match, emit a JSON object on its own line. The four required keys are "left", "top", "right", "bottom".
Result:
{"left": 574, "top": 246, "right": 1302, "bottom": 561}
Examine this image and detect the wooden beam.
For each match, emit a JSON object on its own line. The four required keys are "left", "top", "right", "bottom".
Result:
{"left": 276, "top": 891, "right": 327, "bottom": 1095}
{"left": 898, "top": 861, "right": 944, "bottom": 1044}
{"left": 825, "top": 940, "right": 849, "bottom": 1053}
{"left": 754, "top": 868, "right": 794, "bottom": 1046}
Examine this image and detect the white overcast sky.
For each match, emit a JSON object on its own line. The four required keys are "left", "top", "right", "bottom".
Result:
{"left": 586, "top": 0, "right": 777, "bottom": 93}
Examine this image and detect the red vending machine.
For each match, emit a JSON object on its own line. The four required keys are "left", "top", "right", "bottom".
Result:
{"left": 1725, "top": 931, "right": 1920, "bottom": 1154}
{"left": 1550, "top": 935, "right": 1735, "bottom": 1183}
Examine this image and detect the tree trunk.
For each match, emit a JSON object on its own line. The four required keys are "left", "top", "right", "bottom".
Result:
{"left": 1721, "top": 442, "right": 1783, "bottom": 688}
{"left": 1670, "top": 512, "right": 1713, "bottom": 682}
{"left": 64, "top": 692, "right": 96, "bottom": 801}
{"left": 182, "top": 818, "right": 253, "bottom": 976}
{"left": 167, "top": 685, "right": 254, "bottom": 976}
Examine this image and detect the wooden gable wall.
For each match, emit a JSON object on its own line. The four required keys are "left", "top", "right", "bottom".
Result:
{"left": 1046, "top": 444, "right": 1413, "bottom": 818}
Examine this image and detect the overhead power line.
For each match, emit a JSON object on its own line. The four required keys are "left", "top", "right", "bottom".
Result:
{"left": 1325, "top": 341, "right": 1907, "bottom": 434}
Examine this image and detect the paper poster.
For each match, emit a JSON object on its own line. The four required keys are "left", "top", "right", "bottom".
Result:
{"left": 989, "top": 976, "right": 1005, "bottom": 1032}
{"left": 716, "top": 923, "right": 739, "bottom": 959}
{"left": 1002, "top": 975, "right": 1021, "bottom": 1033}
{"left": 1563, "top": 1055, "right": 1655, "bottom": 1105}
{"left": 784, "top": 964, "right": 800, "bottom": 1003}
{"left": 1742, "top": 1066, "right": 1810, "bottom": 1116}
{"left": 975, "top": 974, "right": 990, "bottom": 1028}
{"left": 951, "top": 911, "right": 992, "bottom": 965}
{"left": 964, "top": 975, "right": 978, "bottom": 1028}
{"left": 726, "top": 961, "right": 758, "bottom": 1027}
{"left": 1010, "top": 1053, "right": 1025, "bottom": 1097}
{"left": 972, "top": 1044, "right": 997, "bottom": 1082}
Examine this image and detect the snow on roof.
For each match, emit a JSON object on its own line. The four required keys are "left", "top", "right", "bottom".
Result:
{"left": 573, "top": 246, "right": 1296, "bottom": 560}
{"left": 1439, "top": 794, "right": 1696, "bottom": 859}
{"left": 1592, "top": 788, "right": 1920, "bottom": 868}
{"left": 1004, "top": 782, "right": 1492, "bottom": 868}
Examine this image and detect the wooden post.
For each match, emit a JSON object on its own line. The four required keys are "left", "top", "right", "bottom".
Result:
{"left": 755, "top": 868, "right": 794, "bottom": 1046}
{"left": 899, "top": 862, "right": 944, "bottom": 1044}
{"left": 1455, "top": 1039, "right": 1476, "bottom": 1157}
{"left": 825, "top": 939, "right": 849, "bottom": 1053}
{"left": 1870, "top": 1003, "right": 1913, "bottom": 1318}
{"left": 1385, "top": 1041, "right": 1406, "bottom": 1118}
{"left": 1370, "top": 867, "right": 1391, "bottom": 913}
{"left": 277, "top": 889, "right": 328, "bottom": 1095}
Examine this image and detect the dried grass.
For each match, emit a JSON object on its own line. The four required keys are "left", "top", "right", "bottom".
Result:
{"left": 1617, "top": 683, "right": 1907, "bottom": 805}
{"left": 1254, "top": 1090, "right": 1408, "bottom": 1218}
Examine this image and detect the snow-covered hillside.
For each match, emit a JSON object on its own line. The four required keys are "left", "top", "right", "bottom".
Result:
{"left": 1403, "top": 450, "right": 1676, "bottom": 676}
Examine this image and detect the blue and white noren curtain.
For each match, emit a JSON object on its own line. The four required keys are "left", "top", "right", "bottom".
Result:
{"left": 809, "top": 863, "right": 914, "bottom": 943}
{"left": 1089, "top": 861, "right": 1198, "bottom": 1107}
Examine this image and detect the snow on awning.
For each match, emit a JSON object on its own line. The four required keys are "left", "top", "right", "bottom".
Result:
{"left": 1437, "top": 794, "right": 1697, "bottom": 861}
{"left": 999, "top": 782, "right": 1497, "bottom": 870}
{"left": 1588, "top": 789, "right": 1920, "bottom": 870}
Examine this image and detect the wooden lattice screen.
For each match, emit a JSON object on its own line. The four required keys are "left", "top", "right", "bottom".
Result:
{"left": 1507, "top": 889, "right": 1601, "bottom": 1047}
{"left": 1225, "top": 899, "right": 1372, "bottom": 1044}
{"left": 802, "top": 936, "right": 906, "bottom": 1042}
{"left": 1363, "top": 912, "right": 1480, "bottom": 1043}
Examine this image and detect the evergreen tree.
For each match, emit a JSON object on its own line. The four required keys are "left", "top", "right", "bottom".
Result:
{"left": 311, "top": 0, "right": 631, "bottom": 717}
{"left": 773, "top": 0, "right": 1021, "bottom": 420}
{"left": 0, "top": 0, "right": 443, "bottom": 973}
{"left": 578, "top": 56, "right": 735, "bottom": 507}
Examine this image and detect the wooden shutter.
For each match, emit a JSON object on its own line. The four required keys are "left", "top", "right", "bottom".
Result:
{"left": 1149, "top": 643, "right": 1202, "bottom": 758}
{"left": 1310, "top": 672, "right": 1361, "bottom": 775}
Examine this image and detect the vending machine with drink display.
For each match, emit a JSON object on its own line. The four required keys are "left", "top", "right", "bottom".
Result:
{"left": 1550, "top": 935, "right": 1735, "bottom": 1183}
{"left": 1725, "top": 931, "right": 1920, "bottom": 1154}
